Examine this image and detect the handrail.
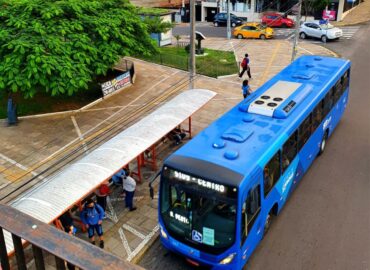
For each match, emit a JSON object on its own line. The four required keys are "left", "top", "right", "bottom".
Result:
{"left": 0, "top": 204, "right": 143, "bottom": 270}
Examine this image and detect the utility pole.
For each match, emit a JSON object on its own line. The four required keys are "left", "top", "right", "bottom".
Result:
{"left": 189, "top": 0, "right": 196, "bottom": 89}
{"left": 226, "top": 0, "right": 231, "bottom": 39}
{"left": 291, "top": 0, "right": 303, "bottom": 62}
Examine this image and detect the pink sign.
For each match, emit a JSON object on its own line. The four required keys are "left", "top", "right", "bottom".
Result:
{"left": 322, "top": 10, "right": 336, "bottom": 21}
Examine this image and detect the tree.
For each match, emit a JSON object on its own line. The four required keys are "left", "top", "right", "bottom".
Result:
{"left": 143, "top": 16, "right": 174, "bottom": 34}
{"left": 0, "top": 0, "right": 157, "bottom": 97}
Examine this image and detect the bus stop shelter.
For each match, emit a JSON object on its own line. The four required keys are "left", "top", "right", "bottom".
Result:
{"left": 3, "top": 89, "right": 217, "bottom": 255}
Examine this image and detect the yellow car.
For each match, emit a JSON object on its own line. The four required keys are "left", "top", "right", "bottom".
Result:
{"left": 233, "top": 22, "right": 274, "bottom": 39}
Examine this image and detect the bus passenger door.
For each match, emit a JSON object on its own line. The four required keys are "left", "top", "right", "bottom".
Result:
{"left": 240, "top": 183, "right": 263, "bottom": 267}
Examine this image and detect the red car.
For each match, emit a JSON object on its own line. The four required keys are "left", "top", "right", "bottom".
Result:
{"left": 261, "top": 13, "right": 295, "bottom": 28}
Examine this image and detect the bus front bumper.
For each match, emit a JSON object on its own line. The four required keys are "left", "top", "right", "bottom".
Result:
{"left": 160, "top": 235, "right": 237, "bottom": 270}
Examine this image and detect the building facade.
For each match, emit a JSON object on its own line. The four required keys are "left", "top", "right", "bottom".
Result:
{"left": 199, "top": 0, "right": 360, "bottom": 22}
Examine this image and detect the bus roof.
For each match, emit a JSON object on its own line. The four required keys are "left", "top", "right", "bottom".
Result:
{"left": 167, "top": 55, "right": 350, "bottom": 186}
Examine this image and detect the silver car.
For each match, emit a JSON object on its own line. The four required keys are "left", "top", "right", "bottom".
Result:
{"left": 299, "top": 21, "right": 343, "bottom": 42}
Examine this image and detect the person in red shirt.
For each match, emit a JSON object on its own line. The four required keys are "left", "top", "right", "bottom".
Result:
{"left": 239, "top": 53, "right": 252, "bottom": 79}
{"left": 95, "top": 181, "right": 110, "bottom": 212}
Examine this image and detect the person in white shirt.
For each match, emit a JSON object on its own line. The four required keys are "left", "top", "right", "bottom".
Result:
{"left": 123, "top": 172, "right": 137, "bottom": 211}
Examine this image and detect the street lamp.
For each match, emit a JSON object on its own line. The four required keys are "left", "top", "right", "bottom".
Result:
{"left": 189, "top": 0, "right": 196, "bottom": 89}
{"left": 227, "top": 0, "right": 231, "bottom": 39}
{"left": 291, "top": 0, "right": 303, "bottom": 62}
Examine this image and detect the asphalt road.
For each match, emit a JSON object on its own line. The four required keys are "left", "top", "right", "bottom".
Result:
{"left": 139, "top": 22, "right": 370, "bottom": 270}
{"left": 173, "top": 22, "right": 360, "bottom": 41}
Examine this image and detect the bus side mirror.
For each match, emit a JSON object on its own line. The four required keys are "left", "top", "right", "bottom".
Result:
{"left": 149, "top": 186, "right": 154, "bottom": 200}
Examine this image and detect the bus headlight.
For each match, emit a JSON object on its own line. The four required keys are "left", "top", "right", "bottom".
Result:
{"left": 219, "top": 253, "right": 236, "bottom": 264}
{"left": 160, "top": 226, "right": 168, "bottom": 239}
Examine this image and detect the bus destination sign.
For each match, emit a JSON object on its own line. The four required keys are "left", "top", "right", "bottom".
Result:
{"left": 171, "top": 170, "right": 226, "bottom": 193}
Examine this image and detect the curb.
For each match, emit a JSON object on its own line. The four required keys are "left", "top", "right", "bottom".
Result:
{"left": 130, "top": 229, "right": 160, "bottom": 265}
{"left": 333, "top": 19, "right": 370, "bottom": 27}
{"left": 217, "top": 73, "right": 239, "bottom": 79}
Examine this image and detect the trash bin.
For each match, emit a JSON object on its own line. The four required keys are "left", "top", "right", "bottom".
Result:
{"left": 7, "top": 98, "right": 18, "bottom": 125}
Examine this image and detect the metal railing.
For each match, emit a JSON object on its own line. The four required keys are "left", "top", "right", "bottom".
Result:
{"left": 0, "top": 204, "right": 143, "bottom": 270}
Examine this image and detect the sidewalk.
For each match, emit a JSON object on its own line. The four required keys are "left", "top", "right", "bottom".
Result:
{"left": 334, "top": 0, "right": 370, "bottom": 26}
{"left": 0, "top": 38, "right": 337, "bottom": 266}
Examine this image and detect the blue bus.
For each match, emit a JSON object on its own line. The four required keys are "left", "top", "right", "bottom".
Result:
{"left": 158, "top": 55, "right": 351, "bottom": 269}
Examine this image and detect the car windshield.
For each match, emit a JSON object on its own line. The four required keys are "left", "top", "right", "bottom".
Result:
{"left": 160, "top": 168, "right": 237, "bottom": 255}
{"left": 255, "top": 23, "right": 264, "bottom": 29}
{"left": 320, "top": 23, "right": 335, "bottom": 29}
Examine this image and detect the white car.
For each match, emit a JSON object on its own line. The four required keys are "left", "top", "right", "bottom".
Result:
{"left": 299, "top": 21, "right": 343, "bottom": 42}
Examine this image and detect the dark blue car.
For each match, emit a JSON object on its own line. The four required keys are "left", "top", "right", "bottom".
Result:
{"left": 213, "top": 13, "right": 246, "bottom": 27}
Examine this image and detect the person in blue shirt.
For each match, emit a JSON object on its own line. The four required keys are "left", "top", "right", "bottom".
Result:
{"left": 242, "top": 79, "right": 252, "bottom": 99}
{"left": 80, "top": 199, "right": 105, "bottom": 248}
{"left": 111, "top": 169, "right": 126, "bottom": 185}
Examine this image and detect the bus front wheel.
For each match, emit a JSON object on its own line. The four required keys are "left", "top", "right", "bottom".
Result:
{"left": 319, "top": 131, "right": 328, "bottom": 155}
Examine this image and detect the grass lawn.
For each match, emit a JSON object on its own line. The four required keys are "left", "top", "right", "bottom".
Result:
{"left": 0, "top": 84, "right": 102, "bottom": 119}
{"left": 136, "top": 46, "right": 238, "bottom": 78}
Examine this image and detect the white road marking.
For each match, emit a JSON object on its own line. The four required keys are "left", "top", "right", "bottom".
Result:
{"left": 297, "top": 45, "right": 314, "bottom": 55}
{"left": 122, "top": 224, "right": 146, "bottom": 240}
{"left": 127, "top": 225, "right": 160, "bottom": 262}
{"left": 0, "top": 153, "right": 46, "bottom": 183}
{"left": 106, "top": 196, "right": 118, "bottom": 223}
{"left": 71, "top": 116, "right": 89, "bottom": 153}
{"left": 119, "top": 227, "right": 132, "bottom": 256}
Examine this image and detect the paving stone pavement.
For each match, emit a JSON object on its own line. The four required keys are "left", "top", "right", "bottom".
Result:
{"left": 334, "top": 0, "right": 370, "bottom": 26}
{"left": 0, "top": 37, "right": 337, "bottom": 266}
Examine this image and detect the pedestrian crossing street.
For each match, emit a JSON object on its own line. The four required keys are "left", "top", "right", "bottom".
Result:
{"left": 273, "top": 25, "right": 361, "bottom": 41}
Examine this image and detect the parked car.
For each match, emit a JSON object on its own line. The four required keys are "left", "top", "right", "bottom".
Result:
{"left": 299, "top": 21, "right": 343, "bottom": 42}
{"left": 261, "top": 12, "right": 295, "bottom": 28}
{"left": 233, "top": 22, "right": 274, "bottom": 39}
{"left": 213, "top": 13, "right": 246, "bottom": 27}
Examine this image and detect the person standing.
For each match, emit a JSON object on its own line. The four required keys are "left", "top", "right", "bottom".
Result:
{"left": 239, "top": 53, "right": 252, "bottom": 79}
{"left": 80, "top": 199, "right": 105, "bottom": 248}
{"left": 122, "top": 172, "right": 137, "bottom": 211}
{"left": 111, "top": 169, "right": 125, "bottom": 186}
{"left": 95, "top": 181, "right": 110, "bottom": 213}
{"left": 56, "top": 211, "right": 76, "bottom": 270}
{"left": 242, "top": 79, "right": 252, "bottom": 99}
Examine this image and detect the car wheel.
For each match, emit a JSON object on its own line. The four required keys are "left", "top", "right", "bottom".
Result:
{"left": 299, "top": 32, "right": 306, "bottom": 39}
{"left": 237, "top": 34, "right": 243, "bottom": 39}
{"left": 260, "top": 34, "right": 266, "bottom": 40}
{"left": 231, "top": 22, "right": 236, "bottom": 27}
{"left": 214, "top": 22, "right": 219, "bottom": 27}
{"left": 321, "top": 35, "right": 327, "bottom": 43}
{"left": 282, "top": 23, "right": 287, "bottom": 28}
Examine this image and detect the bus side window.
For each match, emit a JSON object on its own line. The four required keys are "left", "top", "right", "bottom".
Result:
{"left": 341, "top": 69, "right": 350, "bottom": 95}
{"left": 312, "top": 101, "right": 323, "bottom": 132}
{"left": 323, "top": 88, "right": 334, "bottom": 117}
{"left": 333, "top": 80, "right": 342, "bottom": 104}
{"left": 264, "top": 151, "right": 281, "bottom": 197}
{"left": 298, "top": 115, "right": 312, "bottom": 151}
{"left": 241, "top": 184, "right": 261, "bottom": 243}
{"left": 282, "top": 131, "right": 298, "bottom": 174}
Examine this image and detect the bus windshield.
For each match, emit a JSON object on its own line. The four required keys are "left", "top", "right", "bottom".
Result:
{"left": 160, "top": 167, "right": 237, "bottom": 254}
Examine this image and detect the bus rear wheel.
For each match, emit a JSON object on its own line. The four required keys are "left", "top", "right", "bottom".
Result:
{"left": 263, "top": 213, "right": 272, "bottom": 236}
